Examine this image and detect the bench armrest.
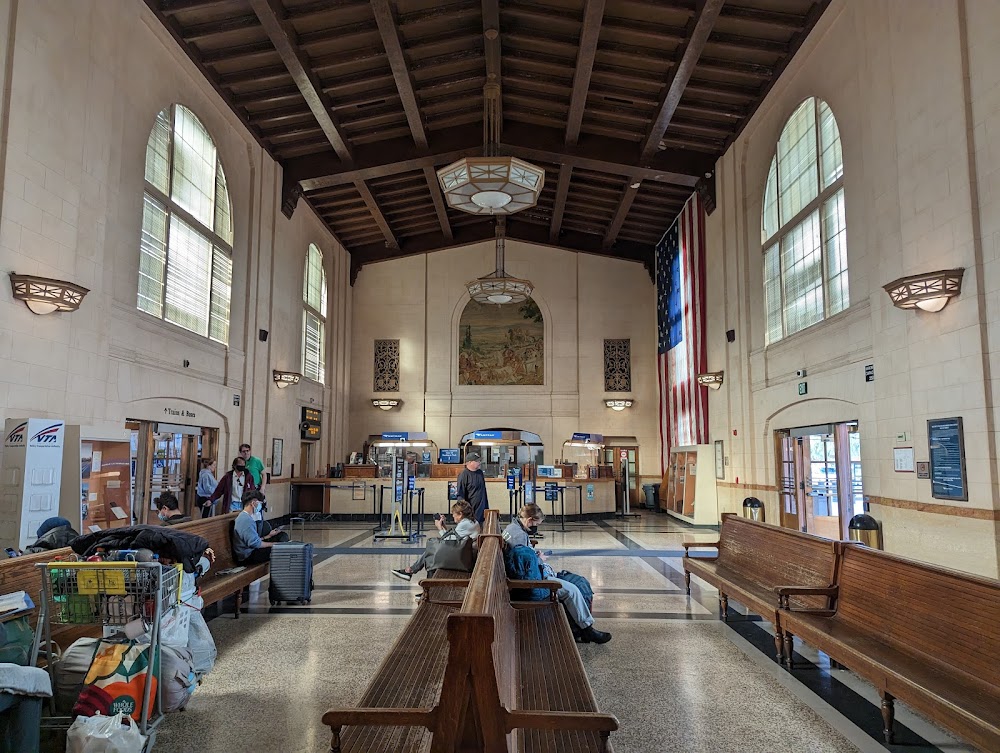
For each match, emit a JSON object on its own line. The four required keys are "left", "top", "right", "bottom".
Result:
{"left": 775, "top": 585, "right": 838, "bottom": 610}
{"left": 506, "top": 710, "right": 619, "bottom": 734}
{"left": 322, "top": 706, "right": 435, "bottom": 729}
{"left": 509, "top": 580, "right": 561, "bottom": 602}
{"left": 418, "top": 578, "right": 470, "bottom": 589}
{"left": 682, "top": 541, "right": 719, "bottom": 558}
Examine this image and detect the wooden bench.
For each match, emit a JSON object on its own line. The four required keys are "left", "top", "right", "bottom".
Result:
{"left": 173, "top": 513, "right": 269, "bottom": 618}
{"left": 323, "top": 510, "right": 618, "bottom": 752}
{"left": 682, "top": 515, "right": 839, "bottom": 662}
{"left": 778, "top": 543, "right": 1000, "bottom": 750}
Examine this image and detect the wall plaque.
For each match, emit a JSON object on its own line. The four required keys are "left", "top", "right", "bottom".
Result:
{"left": 927, "top": 417, "right": 967, "bottom": 501}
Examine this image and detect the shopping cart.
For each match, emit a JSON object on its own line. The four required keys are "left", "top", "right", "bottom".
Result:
{"left": 31, "top": 561, "right": 180, "bottom": 749}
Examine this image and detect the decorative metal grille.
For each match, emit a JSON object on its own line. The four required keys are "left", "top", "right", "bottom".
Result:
{"left": 374, "top": 339, "right": 400, "bottom": 392}
{"left": 604, "top": 339, "right": 631, "bottom": 392}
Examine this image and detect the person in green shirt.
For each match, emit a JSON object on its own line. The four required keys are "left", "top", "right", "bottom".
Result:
{"left": 239, "top": 443, "right": 266, "bottom": 491}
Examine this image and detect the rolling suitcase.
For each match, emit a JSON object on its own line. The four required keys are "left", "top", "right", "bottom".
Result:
{"left": 268, "top": 517, "right": 314, "bottom": 605}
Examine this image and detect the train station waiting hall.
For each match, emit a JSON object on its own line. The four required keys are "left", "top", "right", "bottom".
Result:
{"left": 0, "top": 0, "right": 999, "bottom": 751}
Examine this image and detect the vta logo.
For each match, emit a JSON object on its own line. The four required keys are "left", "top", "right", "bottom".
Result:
{"left": 29, "top": 424, "right": 62, "bottom": 444}
{"left": 5, "top": 422, "right": 27, "bottom": 444}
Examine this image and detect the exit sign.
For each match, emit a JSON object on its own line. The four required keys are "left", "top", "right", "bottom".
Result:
{"left": 798, "top": 382, "right": 808, "bottom": 396}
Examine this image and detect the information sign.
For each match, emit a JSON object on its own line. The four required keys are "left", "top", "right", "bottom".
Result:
{"left": 928, "top": 417, "right": 967, "bottom": 501}
{"left": 544, "top": 481, "right": 558, "bottom": 502}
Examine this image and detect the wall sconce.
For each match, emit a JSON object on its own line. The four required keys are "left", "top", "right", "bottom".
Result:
{"left": 697, "top": 371, "right": 724, "bottom": 390}
{"left": 9, "top": 273, "right": 89, "bottom": 315}
{"left": 883, "top": 269, "right": 964, "bottom": 312}
{"left": 272, "top": 370, "right": 302, "bottom": 389}
{"left": 372, "top": 399, "right": 401, "bottom": 411}
{"left": 605, "top": 399, "right": 633, "bottom": 411}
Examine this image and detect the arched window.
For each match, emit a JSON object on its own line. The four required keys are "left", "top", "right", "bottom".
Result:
{"left": 137, "top": 105, "right": 233, "bottom": 342}
{"left": 302, "top": 243, "right": 327, "bottom": 383}
{"left": 762, "top": 97, "right": 847, "bottom": 344}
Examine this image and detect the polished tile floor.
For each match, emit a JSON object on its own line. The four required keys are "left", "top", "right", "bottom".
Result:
{"left": 153, "top": 513, "right": 974, "bottom": 753}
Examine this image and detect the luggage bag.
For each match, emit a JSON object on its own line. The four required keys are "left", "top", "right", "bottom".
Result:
{"left": 268, "top": 518, "right": 314, "bottom": 605}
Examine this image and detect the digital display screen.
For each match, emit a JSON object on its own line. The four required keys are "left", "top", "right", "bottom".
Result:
{"left": 439, "top": 449, "right": 460, "bottom": 464}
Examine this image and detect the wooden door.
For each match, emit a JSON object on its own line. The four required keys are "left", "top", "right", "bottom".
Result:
{"left": 775, "top": 432, "right": 803, "bottom": 530}
{"left": 300, "top": 442, "right": 313, "bottom": 479}
{"left": 180, "top": 434, "right": 199, "bottom": 516}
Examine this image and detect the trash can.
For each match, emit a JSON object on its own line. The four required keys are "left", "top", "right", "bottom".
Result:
{"left": 642, "top": 483, "right": 660, "bottom": 510}
{"left": 742, "top": 497, "right": 764, "bottom": 522}
{"left": 848, "top": 513, "right": 882, "bottom": 548}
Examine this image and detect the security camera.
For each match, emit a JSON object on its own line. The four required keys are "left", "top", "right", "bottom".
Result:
{"left": 796, "top": 369, "right": 807, "bottom": 378}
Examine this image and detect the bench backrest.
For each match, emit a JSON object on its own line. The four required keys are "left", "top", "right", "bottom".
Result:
{"left": 718, "top": 516, "right": 839, "bottom": 609}
{"left": 835, "top": 544, "right": 1000, "bottom": 689}
{"left": 173, "top": 514, "right": 240, "bottom": 570}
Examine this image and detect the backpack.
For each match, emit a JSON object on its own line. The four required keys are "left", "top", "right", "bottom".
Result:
{"left": 504, "top": 545, "right": 550, "bottom": 601}
{"left": 556, "top": 570, "right": 594, "bottom": 611}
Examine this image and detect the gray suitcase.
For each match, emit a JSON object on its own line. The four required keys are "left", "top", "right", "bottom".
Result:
{"left": 268, "top": 518, "right": 313, "bottom": 605}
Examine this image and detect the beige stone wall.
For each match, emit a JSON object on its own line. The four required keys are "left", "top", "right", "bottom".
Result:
{"left": 348, "top": 241, "right": 658, "bottom": 476}
{"left": 707, "top": 0, "right": 1000, "bottom": 577}
{"left": 0, "top": 0, "right": 352, "bottom": 517}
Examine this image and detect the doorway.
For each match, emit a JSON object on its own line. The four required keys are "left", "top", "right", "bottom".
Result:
{"left": 604, "top": 444, "right": 640, "bottom": 507}
{"left": 774, "top": 422, "right": 863, "bottom": 539}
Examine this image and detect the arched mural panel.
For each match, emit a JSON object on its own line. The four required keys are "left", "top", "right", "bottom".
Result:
{"left": 458, "top": 298, "right": 544, "bottom": 385}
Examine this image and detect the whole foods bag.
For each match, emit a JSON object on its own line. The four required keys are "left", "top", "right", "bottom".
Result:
{"left": 72, "top": 640, "right": 159, "bottom": 722}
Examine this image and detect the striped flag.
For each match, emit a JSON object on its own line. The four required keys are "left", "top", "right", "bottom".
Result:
{"left": 657, "top": 193, "right": 708, "bottom": 472}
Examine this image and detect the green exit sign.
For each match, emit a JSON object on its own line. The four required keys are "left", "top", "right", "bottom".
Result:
{"left": 798, "top": 382, "right": 808, "bottom": 395}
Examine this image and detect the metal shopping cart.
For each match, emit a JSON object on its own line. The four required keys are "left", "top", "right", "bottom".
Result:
{"left": 31, "top": 561, "right": 180, "bottom": 749}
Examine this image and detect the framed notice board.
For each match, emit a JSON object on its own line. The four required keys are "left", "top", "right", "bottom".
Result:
{"left": 927, "top": 417, "right": 968, "bottom": 501}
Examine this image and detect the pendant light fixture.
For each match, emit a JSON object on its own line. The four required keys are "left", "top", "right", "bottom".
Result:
{"left": 466, "top": 218, "right": 533, "bottom": 305}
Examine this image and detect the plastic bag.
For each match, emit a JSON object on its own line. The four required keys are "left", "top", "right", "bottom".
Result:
{"left": 66, "top": 712, "right": 146, "bottom": 753}
{"left": 186, "top": 608, "right": 216, "bottom": 678}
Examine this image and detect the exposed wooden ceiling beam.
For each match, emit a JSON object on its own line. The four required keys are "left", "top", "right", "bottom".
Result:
{"left": 603, "top": 182, "right": 640, "bottom": 247}
{"left": 285, "top": 121, "right": 712, "bottom": 191}
{"left": 371, "top": 0, "right": 428, "bottom": 149}
{"left": 424, "top": 166, "right": 453, "bottom": 241}
{"left": 549, "top": 165, "right": 573, "bottom": 243}
{"left": 354, "top": 180, "right": 399, "bottom": 250}
{"left": 248, "top": 0, "right": 353, "bottom": 163}
{"left": 565, "top": 0, "right": 605, "bottom": 145}
{"left": 639, "top": 0, "right": 725, "bottom": 162}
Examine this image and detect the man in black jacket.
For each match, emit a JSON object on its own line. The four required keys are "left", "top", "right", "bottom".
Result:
{"left": 456, "top": 452, "right": 489, "bottom": 524}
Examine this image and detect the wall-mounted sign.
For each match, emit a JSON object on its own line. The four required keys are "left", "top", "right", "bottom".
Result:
{"left": 865, "top": 364, "right": 874, "bottom": 382}
{"left": 798, "top": 382, "right": 808, "bottom": 396}
{"left": 472, "top": 430, "right": 503, "bottom": 440}
{"left": 928, "top": 417, "right": 967, "bottom": 500}
{"left": 571, "top": 433, "right": 604, "bottom": 443}
{"left": 381, "top": 432, "right": 409, "bottom": 441}
{"left": 916, "top": 461, "right": 930, "bottom": 479}
{"left": 300, "top": 407, "right": 322, "bottom": 441}
{"left": 439, "top": 449, "right": 460, "bottom": 464}
{"left": 586, "top": 483, "right": 594, "bottom": 501}
{"left": 233, "top": 394, "right": 241, "bottom": 406}
{"left": 162, "top": 407, "right": 196, "bottom": 419}
{"left": 893, "top": 447, "right": 915, "bottom": 473}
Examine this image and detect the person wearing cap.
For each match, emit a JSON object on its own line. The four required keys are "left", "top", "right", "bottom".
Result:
{"left": 456, "top": 452, "right": 489, "bottom": 524}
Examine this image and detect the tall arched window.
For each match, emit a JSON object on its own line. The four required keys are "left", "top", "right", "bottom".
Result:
{"left": 762, "top": 97, "right": 847, "bottom": 344}
{"left": 138, "top": 105, "right": 233, "bottom": 343}
{"left": 303, "top": 243, "right": 327, "bottom": 383}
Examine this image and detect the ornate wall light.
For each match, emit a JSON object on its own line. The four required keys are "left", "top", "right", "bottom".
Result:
{"left": 372, "top": 399, "right": 401, "bottom": 411}
{"left": 9, "top": 273, "right": 89, "bottom": 315}
{"left": 605, "top": 399, "right": 633, "bottom": 411}
{"left": 883, "top": 269, "right": 964, "bottom": 312}
{"left": 696, "top": 372, "right": 725, "bottom": 390}
{"left": 273, "top": 370, "right": 302, "bottom": 389}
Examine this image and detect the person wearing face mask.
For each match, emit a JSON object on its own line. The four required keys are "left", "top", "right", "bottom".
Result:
{"left": 232, "top": 489, "right": 285, "bottom": 565}
{"left": 155, "top": 491, "right": 191, "bottom": 525}
{"left": 209, "top": 457, "right": 259, "bottom": 514}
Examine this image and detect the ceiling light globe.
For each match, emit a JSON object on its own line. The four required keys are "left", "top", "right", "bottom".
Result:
{"left": 25, "top": 300, "right": 60, "bottom": 315}
{"left": 486, "top": 293, "right": 513, "bottom": 304}
{"left": 471, "top": 190, "right": 512, "bottom": 210}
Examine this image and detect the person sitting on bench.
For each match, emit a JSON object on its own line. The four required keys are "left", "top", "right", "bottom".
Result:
{"left": 503, "top": 503, "right": 612, "bottom": 645}
{"left": 391, "top": 500, "right": 481, "bottom": 581}
{"left": 232, "top": 490, "right": 287, "bottom": 565}
{"left": 155, "top": 491, "right": 191, "bottom": 525}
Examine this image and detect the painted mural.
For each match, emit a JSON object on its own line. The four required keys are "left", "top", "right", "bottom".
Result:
{"left": 458, "top": 298, "right": 544, "bottom": 385}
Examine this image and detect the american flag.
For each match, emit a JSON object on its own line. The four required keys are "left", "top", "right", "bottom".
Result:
{"left": 657, "top": 193, "right": 708, "bottom": 472}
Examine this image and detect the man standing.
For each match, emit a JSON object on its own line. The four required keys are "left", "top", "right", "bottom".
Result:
{"left": 209, "top": 457, "right": 258, "bottom": 513}
{"left": 239, "top": 443, "right": 266, "bottom": 492}
{"left": 456, "top": 452, "right": 489, "bottom": 524}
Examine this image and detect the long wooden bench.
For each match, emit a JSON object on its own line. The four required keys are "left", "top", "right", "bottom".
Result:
{"left": 323, "top": 510, "right": 618, "bottom": 752}
{"left": 778, "top": 543, "right": 1000, "bottom": 750}
{"left": 682, "top": 514, "right": 839, "bottom": 662}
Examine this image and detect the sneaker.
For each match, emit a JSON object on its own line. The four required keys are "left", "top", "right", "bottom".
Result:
{"left": 579, "top": 626, "right": 612, "bottom": 644}
{"left": 391, "top": 569, "right": 412, "bottom": 581}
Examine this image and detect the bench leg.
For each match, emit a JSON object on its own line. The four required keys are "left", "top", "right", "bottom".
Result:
{"left": 784, "top": 633, "right": 795, "bottom": 669}
{"left": 330, "top": 726, "right": 342, "bottom": 753}
{"left": 234, "top": 590, "right": 243, "bottom": 619}
{"left": 774, "top": 629, "right": 785, "bottom": 664}
{"left": 719, "top": 594, "right": 729, "bottom": 621}
{"left": 880, "top": 691, "right": 895, "bottom": 744}
{"left": 684, "top": 571, "right": 691, "bottom": 595}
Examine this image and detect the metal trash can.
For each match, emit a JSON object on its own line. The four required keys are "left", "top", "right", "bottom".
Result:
{"left": 642, "top": 483, "right": 660, "bottom": 510}
{"left": 742, "top": 497, "right": 764, "bottom": 522}
{"left": 848, "top": 513, "right": 882, "bottom": 548}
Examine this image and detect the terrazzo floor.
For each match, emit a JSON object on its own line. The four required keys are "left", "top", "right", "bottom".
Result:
{"left": 150, "top": 512, "right": 974, "bottom": 753}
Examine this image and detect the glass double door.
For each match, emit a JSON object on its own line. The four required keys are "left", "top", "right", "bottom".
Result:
{"left": 776, "top": 423, "right": 863, "bottom": 539}
{"left": 129, "top": 421, "right": 218, "bottom": 524}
